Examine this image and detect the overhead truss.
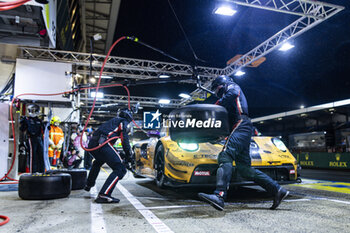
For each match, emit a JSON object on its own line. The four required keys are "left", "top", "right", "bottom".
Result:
{"left": 20, "top": 47, "right": 223, "bottom": 81}
{"left": 80, "top": 93, "right": 182, "bottom": 108}
{"left": 232, "top": 0, "right": 343, "bottom": 20}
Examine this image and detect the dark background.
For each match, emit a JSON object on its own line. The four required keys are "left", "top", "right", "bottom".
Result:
{"left": 110, "top": 0, "right": 350, "bottom": 118}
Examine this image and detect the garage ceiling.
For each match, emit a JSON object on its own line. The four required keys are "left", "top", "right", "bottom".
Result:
{"left": 82, "top": 0, "right": 121, "bottom": 54}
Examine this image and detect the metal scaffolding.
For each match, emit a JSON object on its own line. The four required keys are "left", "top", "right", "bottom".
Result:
{"left": 20, "top": 47, "right": 223, "bottom": 81}
{"left": 80, "top": 93, "right": 182, "bottom": 108}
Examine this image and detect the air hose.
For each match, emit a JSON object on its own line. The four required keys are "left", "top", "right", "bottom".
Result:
{"left": 0, "top": 0, "right": 31, "bottom": 11}
{"left": 0, "top": 215, "right": 9, "bottom": 226}
{"left": 79, "top": 36, "right": 146, "bottom": 152}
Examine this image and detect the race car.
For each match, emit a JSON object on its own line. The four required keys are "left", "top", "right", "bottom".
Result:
{"left": 131, "top": 126, "right": 300, "bottom": 188}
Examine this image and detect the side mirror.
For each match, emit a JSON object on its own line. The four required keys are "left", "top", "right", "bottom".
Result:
{"left": 147, "top": 130, "right": 160, "bottom": 138}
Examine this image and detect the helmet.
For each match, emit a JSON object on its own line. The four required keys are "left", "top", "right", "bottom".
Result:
{"left": 27, "top": 104, "right": 40, "bottom": 117}
{"left": 119, "top": 108, "right": 133, "bottom": 122}
{"left": 211, "top": 75, "right": 230, "bottom": 98}
{"left": 50, "top": 116, "right": 61, "bottom": 126}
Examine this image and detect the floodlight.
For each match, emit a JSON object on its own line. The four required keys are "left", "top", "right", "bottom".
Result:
{"left": 279, "top": 42, "right": 294, "bottom": 51}
{"left": 91, "top": 92, "right": 104, "bottom": 98}
{"left": 94, "top": 75, "right": 113, "bottom": 79}
{"left": 234, "top": 70, "right": 245, "bottom": 76}
{"left": 179, "top": 93, "right": 191, "bottom": 99}
{"left": 214, "top": 6, "right": 237, "bottom": 16}
{"left": 159, "top": 99, "right": 170, "bottom": 104}
{"left": 89, "top": 77, "right": 96, "bottom": 84}
{"left": 159, "top": 74, "right": 170, "bottom": 79}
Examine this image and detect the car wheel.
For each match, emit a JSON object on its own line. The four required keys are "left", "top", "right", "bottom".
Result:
{"left": 46, "top": 169, "right": 87, "bottom": 190}
{"left": 18, "top": 173, "right": 71, "bottom": 200}
{"left": 155, "top": 145, "right": 167, "bottom": 188}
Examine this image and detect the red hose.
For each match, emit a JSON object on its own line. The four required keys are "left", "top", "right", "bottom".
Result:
{"left": 0, "top": 0, "right": 30, "bottom": 6}
{"left": 0, "top": 0, "right": 30, "bottom": 11}
{"left": 0, "top": 182, "right": 18, "bottom": 184}
{"left": 80, "top": 36, "right": 128, "bottom": 152}
{"left": 0, "top": 215, "right": 9, "bottom": 226}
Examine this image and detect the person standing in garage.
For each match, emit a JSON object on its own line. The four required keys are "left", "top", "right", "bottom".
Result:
{"left": 198, "top": 75, "right": 289, "bottom": 210}
{"left": 48, "top": 116, "right": 64, "bottom": 167}
{"left": 84, "top": 108, "right": 133, "bottom": 203}
{"left": 84, "top": 127, "right": 94, "bottom": 169}
{"left": 20, "top": 104, "right": 45, "bottom": 173}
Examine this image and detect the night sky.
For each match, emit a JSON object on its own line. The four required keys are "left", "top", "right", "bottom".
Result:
{"left": 111, "top": 0, "right": 350, "bottom": 118}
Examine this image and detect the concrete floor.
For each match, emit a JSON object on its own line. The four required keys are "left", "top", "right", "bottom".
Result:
{"left": 0, "top": 169, "right": 350, "bottom": 233}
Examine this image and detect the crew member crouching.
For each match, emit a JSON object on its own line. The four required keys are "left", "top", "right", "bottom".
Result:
{"left": 84, "top": 108, "right": 133, "bottom": 203}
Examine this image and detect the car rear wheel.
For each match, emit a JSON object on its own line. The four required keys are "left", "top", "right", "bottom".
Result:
{"left": 155, "top": 144, "right": 167, "bottom": 188}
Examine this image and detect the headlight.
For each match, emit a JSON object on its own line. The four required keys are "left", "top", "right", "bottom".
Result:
{"left": 272, "top": 138, "right": 287, "bottom": 152}
{"left": 178, "top": 142, "right": 199, "bottom": 152}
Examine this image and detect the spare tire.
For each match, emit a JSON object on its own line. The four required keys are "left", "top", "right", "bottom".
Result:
{"left": 47, "top": 169, "right": 87, "bottom": 190}
{"left": 18, "top": 173, "right": 71, "bottom": 200}
{"left": 169, "top": 104, "right": 229, "bottom": 143}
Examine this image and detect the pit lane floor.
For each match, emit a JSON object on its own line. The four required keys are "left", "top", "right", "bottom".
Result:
{"left": 1, "top": 169, "right": 349, "bottom": 233}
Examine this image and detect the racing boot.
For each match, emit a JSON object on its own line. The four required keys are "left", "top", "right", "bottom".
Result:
{"left": 84, "top": 185, "right": 91, "bottom": 192}
{"left": 270, "top": 187, "right": 289, "bottom": 210}
{"left": 198, "top": 193, "right": 224, "bottom": 211}
{"left": 95, "top": 194, "right": 120, "bottom": 204}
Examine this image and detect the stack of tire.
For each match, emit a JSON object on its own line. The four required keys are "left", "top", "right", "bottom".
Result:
{"left": 18, "top": 169, "right": 87, "bottom": 200}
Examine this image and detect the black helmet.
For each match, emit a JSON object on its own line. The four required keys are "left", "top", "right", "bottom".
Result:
{"left": 27, "top": 104, "right": 40, "bottom": 117}
{"left": 119, "top": 108, "right": 133, "bottom": 122}
{"left": 211, "top": 75, "right": 230, "bottom": 98}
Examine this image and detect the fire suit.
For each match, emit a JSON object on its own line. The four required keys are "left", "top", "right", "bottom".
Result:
{"left": 86, "top": 117, "right": 131, "bottom": 196}
{"left": 48, "top": 125, "right": 64, "bottom": 166}
{"left": 20, "top": 116, "right": 45, "bottom": 173}
{"left": 214, "top": 82, "right": 280, "bottom": 198}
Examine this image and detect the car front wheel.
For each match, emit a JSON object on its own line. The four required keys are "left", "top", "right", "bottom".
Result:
{"left": 155, "top": 144, "right": 167, "bottom": 188}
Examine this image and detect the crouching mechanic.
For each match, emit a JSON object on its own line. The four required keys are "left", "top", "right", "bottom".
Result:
{"left": 84, "top": 109, "right": 134, "bottom": 203}
{"left": 198, "top": 75, "right": 289, "bottom": 210}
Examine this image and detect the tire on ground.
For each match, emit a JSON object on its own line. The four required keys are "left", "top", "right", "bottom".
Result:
{"left": 47, "top": 169, "right": 87, "bottom": 190}
{"left": 18, "top": 173, "right": 71, "bottom": 200}
{"left": 169, "top": 104, "right": 229, "bottom": 143}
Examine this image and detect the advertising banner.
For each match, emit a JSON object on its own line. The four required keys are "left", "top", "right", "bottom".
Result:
{"left": 297, "top": 152, "right": 350, "bottom": 169}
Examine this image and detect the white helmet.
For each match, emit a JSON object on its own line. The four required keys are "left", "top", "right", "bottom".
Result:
{"left": 27, "top": 104, "right": 40, "bottom": 117}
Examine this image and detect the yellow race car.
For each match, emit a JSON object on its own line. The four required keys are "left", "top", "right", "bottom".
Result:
{"left": 132, "top": 127, "right": 300, "bottom": 188}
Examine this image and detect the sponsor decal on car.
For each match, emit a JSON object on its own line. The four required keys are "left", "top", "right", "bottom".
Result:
{"left": 193, "top": 154, "right": 217, "bottom": 159}
{"left": 194, "top": 171, "right": 210, "bottom": 176}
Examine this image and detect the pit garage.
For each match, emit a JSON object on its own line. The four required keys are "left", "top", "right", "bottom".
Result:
{"left": 0, "top": 0, "right": 349, "bottom": 232}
